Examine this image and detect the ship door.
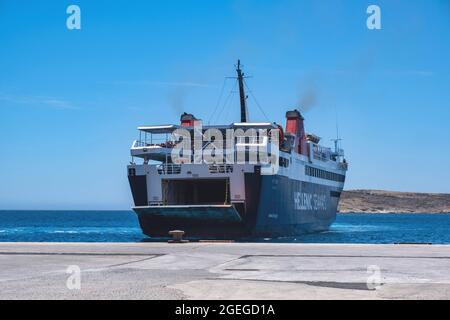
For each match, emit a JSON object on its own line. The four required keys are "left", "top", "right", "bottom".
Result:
{"left": 162, "top": 179, "right": 230, "bottom": 206}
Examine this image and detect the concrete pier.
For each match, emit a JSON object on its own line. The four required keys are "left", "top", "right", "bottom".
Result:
{"left": 1, "top": 242, "right": 450, "bottom": 300}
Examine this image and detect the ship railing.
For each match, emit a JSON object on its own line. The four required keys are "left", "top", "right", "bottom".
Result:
{"left": 132, "top": 140, "right": 146, "bottom": 148}
{"left": 209, "top": 164, "right": 234, "bottom": 174}
{"left": 312, "top": 145, "right": 333, "bottom": 162}
{"left": 134, "top": 136, "right": 271, "bottom": 151}
{"left": 235, "top": 135, "right": 267, "bottom": 146}
{"left": 336, "top": 148, "right": 345, "bottom": 157}
{"left": 133, "top": 140, "right": 176, "bottom": 149}
{"left": 313, "top": 152, "right": 329, "bottom": 162}
{"left": 157, "top": 164, "right": 182, "bottom": 175}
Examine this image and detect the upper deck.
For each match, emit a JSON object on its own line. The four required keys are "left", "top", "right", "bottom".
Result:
{"left": 131, "top": 122, "right": 280, "bottom": 162}
{"left": 130, "top": 118, "right": 348, "bottom": 173}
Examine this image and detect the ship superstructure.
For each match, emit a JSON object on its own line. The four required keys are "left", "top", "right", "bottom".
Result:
{"left": 128, "top": 61, "right": 348, "bottom": 238}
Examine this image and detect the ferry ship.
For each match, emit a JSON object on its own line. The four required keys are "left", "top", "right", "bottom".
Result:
{"left": 127, "top": 61, "right": 348, "bottom": 238}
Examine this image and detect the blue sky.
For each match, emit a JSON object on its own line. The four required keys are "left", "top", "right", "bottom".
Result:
{"left": 0, "top": 0, "right": 449, "bottom": 209}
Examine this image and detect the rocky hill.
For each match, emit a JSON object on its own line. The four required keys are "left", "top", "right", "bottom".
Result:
{"left": 338, "top": 190, "right": 450, "bottom": 214}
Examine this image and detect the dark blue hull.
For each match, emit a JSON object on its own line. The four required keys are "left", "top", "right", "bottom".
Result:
{"left": 253, "top": 175, "right": 340, "bottom": 237}
{"left": 132, "top": 173, "right": 342, "bottom": 239}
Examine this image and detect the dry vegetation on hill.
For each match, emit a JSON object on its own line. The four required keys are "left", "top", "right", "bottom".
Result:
{"left": 339, "top": 190, "right": 450, "bottom": 214}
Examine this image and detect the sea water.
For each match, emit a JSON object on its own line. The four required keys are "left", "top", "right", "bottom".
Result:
{"left": 0, "top": 211, "right": 449, "bottom": 244}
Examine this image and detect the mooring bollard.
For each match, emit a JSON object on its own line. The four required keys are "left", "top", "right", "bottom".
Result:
{"left": 168, "top": 230, "right": 189, "bottom": 243}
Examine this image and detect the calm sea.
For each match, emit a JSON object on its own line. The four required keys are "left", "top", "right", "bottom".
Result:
{"left": 0, "top": 211, "right": 449, "bottom": 244}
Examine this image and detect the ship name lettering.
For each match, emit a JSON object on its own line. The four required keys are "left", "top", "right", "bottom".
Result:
{"left": 294, "top": 192, "right": 327, "bottom": 211}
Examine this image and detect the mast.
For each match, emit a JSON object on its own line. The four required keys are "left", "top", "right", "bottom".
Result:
{"left": 236, "top": 60, "right": 248, "bottom": 122}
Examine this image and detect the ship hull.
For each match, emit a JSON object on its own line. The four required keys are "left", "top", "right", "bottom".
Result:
{"left": 133, "top": 175, "right": 341, "bottom": 239}
{"left": 134, "top": 205, "right": 249, "bottom": 238}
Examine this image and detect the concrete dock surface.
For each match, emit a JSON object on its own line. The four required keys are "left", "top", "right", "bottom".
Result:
{"left": 1, "top": 242, "right": 450, "bottom": 300}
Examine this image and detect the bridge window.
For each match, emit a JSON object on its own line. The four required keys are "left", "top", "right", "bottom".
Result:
{"left": 305, "top": 166, "right": 345, "bottom": 182}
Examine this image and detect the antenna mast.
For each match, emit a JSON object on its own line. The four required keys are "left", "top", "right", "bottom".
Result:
{"left": 236, "top": 60, "right": 248, "bottom": 122}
